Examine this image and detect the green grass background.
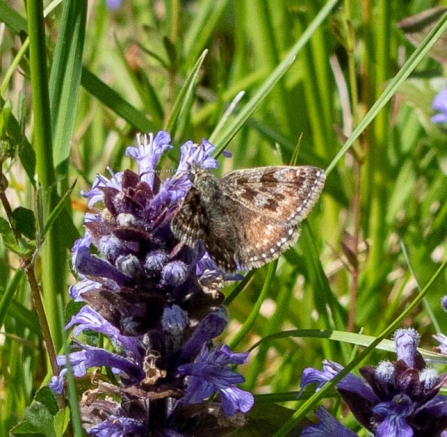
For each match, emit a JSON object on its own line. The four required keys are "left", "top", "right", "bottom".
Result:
{"left": 1, "top": 0, "right": 447, "bottom": 435}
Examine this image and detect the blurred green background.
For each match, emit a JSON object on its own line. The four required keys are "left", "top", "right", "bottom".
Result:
{"left": 1, "top": 0, "right": 447, "bottom": 435}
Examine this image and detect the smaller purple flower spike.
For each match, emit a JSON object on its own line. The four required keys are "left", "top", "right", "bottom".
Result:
{"left": 300, "top": 328, "right": 447, "bottom": 436}
{"left": 301, "top": 408, "right": 358, "bottom": 437}
{"left": 432, "top": 88, "right": 447, "bottom": 124}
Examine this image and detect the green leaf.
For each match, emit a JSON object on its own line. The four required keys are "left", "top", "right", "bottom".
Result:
{"left": 10, "top": 419, "right": 44, "bottom": 435}
{"left": 35, "top": 387, "right": 59, "bottom": 416}
{"left": 0, "top": 1, "right": 27, "bottom": 33}
{"left": 54, "top": 408, "right": 70, "bottom": 437}
{"left": 24, "top": 402, "right": 56, "bottom": 437}
{"left": 6, "top": 106, "right": 36, "bottom": 187}
{"left": 12, "top": 207, "right": 36, "bottom": 240}
{"left": 0, "top": 216, "right": 16, "bottom": 247}
{"left": 0, "top": 98, "right": 12, "bottom": 133}
{"left": 163, "top": 35, "right": 177, "bottom": 70}
{"left": 0, "top": 217, "right": 33, "bottom": 255}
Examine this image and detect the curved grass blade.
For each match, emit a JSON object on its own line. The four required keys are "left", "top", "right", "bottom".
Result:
{"left": 50, "top": 1, "right": 87, "bottom": 168}
{"left": 164, "top": 49, "right": 208, "bottom": 136}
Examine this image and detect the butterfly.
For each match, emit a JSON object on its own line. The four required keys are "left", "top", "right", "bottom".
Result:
{"left": 171, "top": 164, "right": 326, "bottom": 272}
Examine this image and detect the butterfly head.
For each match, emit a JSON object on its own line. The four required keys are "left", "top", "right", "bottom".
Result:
{"left": 185, "top": 163, "right": 220, "bottom": 200}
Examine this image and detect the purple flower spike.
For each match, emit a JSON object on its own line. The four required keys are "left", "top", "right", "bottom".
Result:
{"left": 51, "top": 132, "right": 251, "bottom": 435}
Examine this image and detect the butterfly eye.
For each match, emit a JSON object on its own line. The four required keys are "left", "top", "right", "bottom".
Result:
{"left": 189, "top": 171, "right": 196, "bottom": 182}
{"left": 186, "top": 162, "right": 199, "bottom": 183}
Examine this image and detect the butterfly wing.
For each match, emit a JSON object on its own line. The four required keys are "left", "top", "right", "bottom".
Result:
{"left": 222, "top": 166, "right": 325, "bottom": 269}
{"left": 222, "top": 166, "right": 326, "bottom": 223}
{"left": 171, "top": 185, "right": 239, "bottom": 272}
{"left": 171, "top": 187, "right": 208, "bottom": 247}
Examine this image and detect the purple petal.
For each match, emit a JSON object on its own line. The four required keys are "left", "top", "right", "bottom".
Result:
{"left": 88, "top": 417, "right": 145, "bottom": 437}
{"left": 299, "top": 360, "right": 344, "bottom": 393}
{"left": 73, "top": 239, "right": 131, "bottom": 286}
{"left": 220, "top": 386, "right": 254, "bottom": 415}
{"left": 432, "top": 88, "right": 447, "bottom": 124}
{"left": 431, "top": 113, "right": 447, "bottom": 124}
{"left": 301, "top": 408, "right": 358, "bottom": 437}
{"left": 434, "top": 333, "right": 447, "bottom": 355}
{"left": 178, "top": 344, "right": 253, "bottom": 416}
{"left": 442, "top": 296, "right": 447, "bottom": 312}
{"left": 394, "top": 328, "right": 419, "bottom": 367}
{"left": 433, "top": 88, "right": 447, "bottom": 112}
{"left": 181, "top": 307, "right": 228, "bottom": 360}
{"left": 67, "top": 306, "right": 142, "bottom": 359}
{"left": 161, "top": 261, "right": 189, "bottom": 287}
{"left": 69, "top": 278, "right": 101, "bottom": 300}
{"left": 373, "top": 395, "right": 414, "bottom": 437}
{"left": 125, "top": 132, "right": 172, "bottom": 189}
{"left": 81, "top": 168, "right": 123, "bottom": 207}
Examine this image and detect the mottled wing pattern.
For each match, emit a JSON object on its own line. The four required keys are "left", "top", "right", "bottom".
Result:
{"left": 222, "top": 166, "right": 326, "bottom": 223}
{"left": 171, "top": 187, "right": 207, "bottom": 247}
{"left": 233, "top": 207, "right": 302, "bottom": 270}
{"left": 221, "top": 166, "right": 325, "bottom": 269}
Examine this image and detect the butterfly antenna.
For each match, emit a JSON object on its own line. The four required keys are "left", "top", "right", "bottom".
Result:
{"left": 290, "top": 132, "right": 304, "bottom": 165}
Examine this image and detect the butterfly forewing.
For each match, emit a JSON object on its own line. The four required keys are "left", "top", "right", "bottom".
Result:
{"left": 220, "top": 166, "right": 325, "bottom": 270}
{"left": 222, "top": 166, "right": 326, "bottom": 223}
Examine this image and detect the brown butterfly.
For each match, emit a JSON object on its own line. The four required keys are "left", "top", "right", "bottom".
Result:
{"left": 171, "top": 164, "right": 326, "bottom": 272}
